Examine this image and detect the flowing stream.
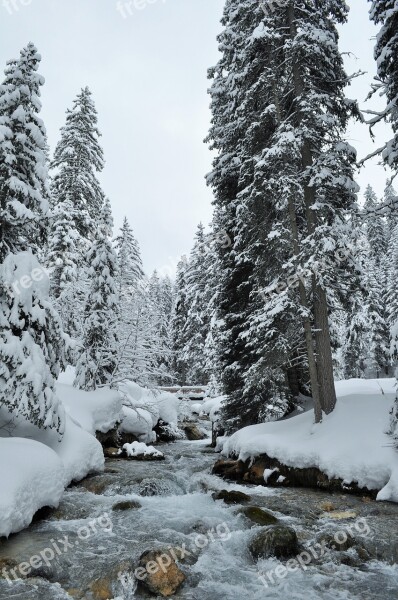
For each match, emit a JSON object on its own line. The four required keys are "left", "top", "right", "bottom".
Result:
{"left": 1, "top": 425, "right": 398, "bottom": 600}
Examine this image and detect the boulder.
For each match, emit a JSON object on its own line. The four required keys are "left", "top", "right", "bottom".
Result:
{"left": 138, "top": 548, "right": 185, "bottom": 597}
{"left": 96, "top": 426, "right": 119, "bottom": 449}
{"left": 241, "top": 506, "right": 279, "bottom": 526}
{"left": 112, "top": 500, "right": 141, "bottom": 511}
{"left": 212, "top": 489, "right": 251, "bottom": 504}
{"left": 184, "top": 424, "right": 206, "bottom": 441}
{"left": 212, "top": 458, "right": 246, "bottom": 481}
{"left": 104, "top": 447, "right": 121, "bottom": 459}
{"left": 249, "top": 525, "right": 299, "bottom": 560}
{"left": 87, "top": 560, "right": 134, "bottom": 600}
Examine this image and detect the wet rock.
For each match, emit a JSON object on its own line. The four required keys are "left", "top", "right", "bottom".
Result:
{"left": 322, "top": 532, "right": 356, "bottom": 552}
{"left": 319, "top": 501, "right": 336, "bottom": 512}
{"left": 104, "top": 447, "right": 121, "bottom": 459}
{"left": 321, "top": 510, "right": 357, "bottom": 520}
{"left": 76, "top": 475, "right": 112, "bottom": 495}
{"left": 65, "top": 589, "right": 84, "bottom": 599}
{"left": 96, "top": 426, "right": 119, "bottom": 449}
{"left": 118, "top": 432, "right": 139, "bottom": 447}
{"left": 212, "top": 489, "right": 251, "bottom": 504}
{"left": 154, "top": 420, "right": 183, "bottom": 442}
{"left": 184, "top": 424, "right": 206, "bottom": 441}
{"left": 138, "top": 548, "right": 185, "bottom": 597}
{"left": 112, "top": 500, "right": 141, "bottom": 511}
{"left": 241, "top": 506, "right": 279, "bottom": 526}
{"left": 212, "top": 458, "right": 246, "bottom": 481}
{"left": 139, "top": 479, "right": 176, "bottom": 497}
{"left": 87, "top": 560, "right": 134, "bottom": 600}
{"left": 249, "top": 525, "right": 299, "bottom": 560}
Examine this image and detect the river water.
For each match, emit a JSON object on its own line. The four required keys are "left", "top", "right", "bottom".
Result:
{"left": 1, "top": 428, "right": 398, "bottom": 599}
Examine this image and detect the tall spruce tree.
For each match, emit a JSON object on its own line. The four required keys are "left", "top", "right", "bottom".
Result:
{"left": 0, "top": 43, "right": 49, "bottom": 260}
{"left": 171, "top": 257, "right": 190, "bottom": 386}
{"left": 51, "top": 87, "right": 105, "bottom": 243}
{"left": 207, "top": 0, "right": 359, "bottom": 428}
{"left": 114, "top": 217, "right": 144, "bottom": 294}
{"left": 0, "top": 44, "right": 66, "bottom": 433}
{"left": 74, "top": 199, "right": 119, "bottom": 390}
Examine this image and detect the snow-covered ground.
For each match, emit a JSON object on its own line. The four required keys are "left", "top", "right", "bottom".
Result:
{"left": 0, "top": 373, "right": 189, "bottom": 537}
{"left": 0, "top": 438, "right": 65, "bottom": 538}
{"left": 221, "top": 379, "right": 398, "bottom": 502}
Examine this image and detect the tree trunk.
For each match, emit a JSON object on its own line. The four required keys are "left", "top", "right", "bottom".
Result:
{"left": 287, "top": 2, "right": 337, "bottom": 415}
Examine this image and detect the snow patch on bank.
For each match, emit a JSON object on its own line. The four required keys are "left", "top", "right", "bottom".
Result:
{"left": 0, "top": 438, "right": 65, "bottom": 538}
{"left": 221, "top": 379, "right": 398, "bottom": 502}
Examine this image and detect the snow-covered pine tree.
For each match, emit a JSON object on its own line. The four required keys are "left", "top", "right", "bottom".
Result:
{"left": 388, "top": 223, "right": 398, "bottom": 363}
{"left": 369, "top": 0, "right": 398, "bottom": 171}
{"left": 171, "top": 256, "right": 190, "bottom": 386}
{"left": 114, "top": 217, "right": 144, "bottom": 295}
{"left": 46, "top": 197, "right": 81, "bottom": 338}
{"left": 51, "top": 87, "right": 104, "bottom": 243}
{"left": 362, "top": 185, "right": 390, "bottom": 376}
{"left": 207, "top": 0, "right": 359, "bottom": 427}
{"left": 182, "top": 224, "right": 212, "bottom": 385}
{"left": 74, "top": 198, "right": 119, "bottom": 391}
{"left": 0, "top": 45, "right": 66, "bottom": 433}
{"left": 0, "top": 43, "right": 49, "bottom": 261}
{"left": 364, "top": 185, "right": 388, "bottom": 265}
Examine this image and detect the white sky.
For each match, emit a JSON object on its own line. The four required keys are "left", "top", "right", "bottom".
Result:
{"left": 0, "top": 0, "right": 393, "bottom": 275}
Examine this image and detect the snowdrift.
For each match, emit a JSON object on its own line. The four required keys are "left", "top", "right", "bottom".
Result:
{"left": 221, "top": 379, "right": 398, "bottom": 502}
{"left": 0, "top": 438, "right": 65, "bottom": 538}
{"left": 119, "top": 380, "right": 180, "bottom": 442}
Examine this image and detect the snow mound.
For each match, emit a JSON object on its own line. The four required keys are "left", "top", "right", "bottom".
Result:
{"left": 119, "top": 381, "right": 181, "bottom": 442}
{"left": 123, "top": 441, "right": 164, "bottom": 459}
{"left": 200, "top": 396, "right": 226, "bottom": 423}
{"left": 52, "top": 414, "right": 104, "bottom": 486}
{"left": 0, "top": 438, "right": 65, "bottom": 538}
{"left": 120, "top": 406, "right": 156, "bottom": 443}
{"left": 58, "top": 382, "right": 123, "bottom": 435}
{"left": 222, "top": 379, "right": 398, "bottom": 502}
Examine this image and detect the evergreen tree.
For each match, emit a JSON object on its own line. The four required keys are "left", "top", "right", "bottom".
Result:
{"left": 364, "top": 185, "right": 387, "bottom": 265}
{"left": 171, "top": 257, "right": 189, "bottom": 386}
{"left": 207, "top": 0, "right": 358, "bottom": 428}
{"left": 369, "top": 1, "right": 398, "bottom": 171}
{"left": 74, "top": 199, "right": 119, "bottom": 390}
{"left": 182, "top": 224, "right": 212, "bottom": 385}
{"left": 51, "top": 87, "right": 104, "bottom": 243}
{"left": 0, "top": 43, "right": 49, "bottom": 261}
{"left": 114, "top": 217, "right": 144, "bottom": 294}
{"left": 0, "top": 44, "right": 66, "bottom": 433}
{"left": 0, "top": 253, "right": 67, "bottom": 434}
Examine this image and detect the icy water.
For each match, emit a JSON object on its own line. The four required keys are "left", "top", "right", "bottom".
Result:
{"left": 1, "top": 430, "right": 398, "bottom": 600}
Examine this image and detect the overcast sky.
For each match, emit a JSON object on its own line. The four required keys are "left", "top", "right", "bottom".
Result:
{"left": 0, "top": 0, "right": 393, "bottom": 275}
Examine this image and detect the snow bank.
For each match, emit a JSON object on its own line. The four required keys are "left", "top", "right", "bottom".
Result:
{"left": 119, "top": 381, "right": 180, "bottom": 442}
{"left": 58, "top": 382, "right": 123, "bottom": 435}
{"left": 51, "top": 414, "right": 104, "bottom": 486}
{"left": 0, "top": 438, "right": 65, "bottom": 537}
{"left": 222, "top": 379, "right": 398, "bottom": 502}
{"left": 123, "top": 441, "right": 164, "bottom": 459}
{"left": 200, "top": 396, "right": 226, "bottom": 423}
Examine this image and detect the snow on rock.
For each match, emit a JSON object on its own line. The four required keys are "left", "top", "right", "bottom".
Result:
{"left": 222, "top": 379, "right": 398, "bottom": 502}
{"left": 51, "top": 414, "right": 104, "bottom": 486}
{"left": 200, "top": 396, "right": 226, "bottom": 423}
{"left": 119, "top": 381, "right": 181, "bottom": 442}
{"left": 0, "top": 438, "right": 65, "bottom": 538}
{"left": 123, "top": 441, "right": 164, "bottom": 459}
{"left": 58, "top": 382, "right": 123, "bottom": 435}
{"left": 119, "top": 406, "right": 156, "bottom": 443}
